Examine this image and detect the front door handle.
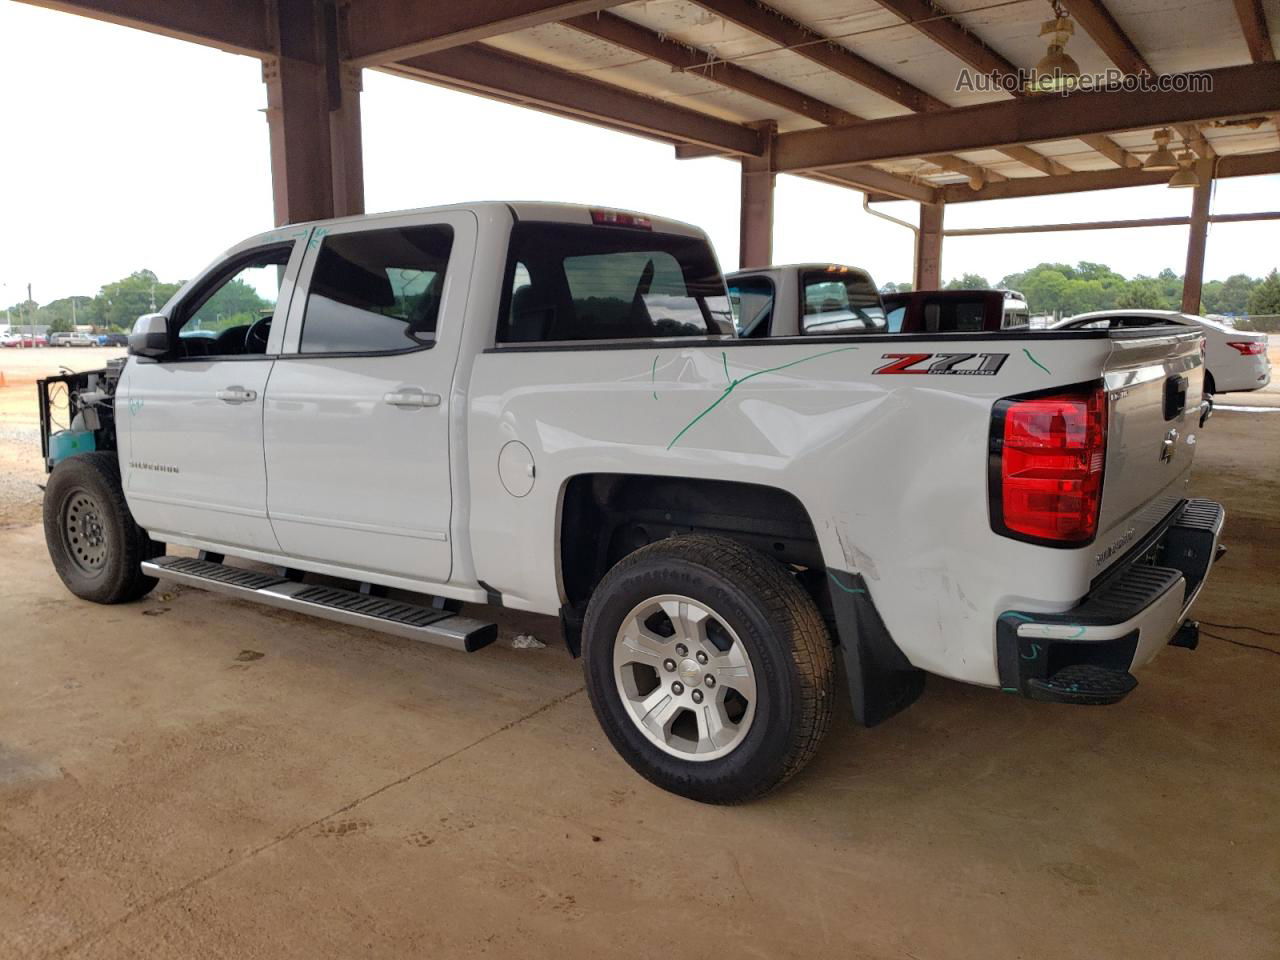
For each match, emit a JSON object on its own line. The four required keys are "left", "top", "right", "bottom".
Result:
{"left": 215, "top": 386, "right": 258, "bottom": 404}
{"left": 383, "top": 388, "right": 440, "bottom": 408}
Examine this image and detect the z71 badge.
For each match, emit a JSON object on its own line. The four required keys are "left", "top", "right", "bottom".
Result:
{"left": 873, "top": 353, "right": 1008, "bottom": 376}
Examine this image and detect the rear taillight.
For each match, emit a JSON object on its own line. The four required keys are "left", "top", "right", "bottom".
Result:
{"left": 1226, "top": 341, "right": 1265, "bottom": 356}
{"left": 990, "top": 386, "right": 1108, "bottom": 545}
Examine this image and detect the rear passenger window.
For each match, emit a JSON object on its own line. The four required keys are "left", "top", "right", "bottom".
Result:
{"left": 498, "top": 222, "right": 732, "bottom": 343}
{"left": 727, "top": 276, "right": 774, "bottom": 338}
{"left": 300, "top": 225, "right": 453, "bottom": 354}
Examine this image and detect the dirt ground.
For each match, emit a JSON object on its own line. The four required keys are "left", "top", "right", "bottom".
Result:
{"left": 1, "top": 346, "right": 1278, "bottom": 959}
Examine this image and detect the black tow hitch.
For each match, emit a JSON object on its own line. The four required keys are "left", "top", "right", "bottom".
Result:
{"left": 1170, "top": 620, "right": 1200, "bottom": 650}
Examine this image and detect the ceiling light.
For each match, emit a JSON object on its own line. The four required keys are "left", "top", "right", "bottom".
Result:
{"left": 1168, "top": 151, "right": 1200, "bottom": 188}
{"left": 1028, "top": 2, "right": 1080, "bottom": 93}
{"left": 1142, "top": 128, "right": 1180, "bottom": 172}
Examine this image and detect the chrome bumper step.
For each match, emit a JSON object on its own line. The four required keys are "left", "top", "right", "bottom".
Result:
{"left": 142, "top": 557, "right": 497, "bottom": 653}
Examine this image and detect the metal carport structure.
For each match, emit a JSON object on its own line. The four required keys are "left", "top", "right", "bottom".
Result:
{"left": 20, "top": 0, "right": 1280, "bottom": 309}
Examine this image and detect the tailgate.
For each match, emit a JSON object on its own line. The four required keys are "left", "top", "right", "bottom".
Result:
{"left": 1093, "top": 328, "right": 1205, "bottom": 567}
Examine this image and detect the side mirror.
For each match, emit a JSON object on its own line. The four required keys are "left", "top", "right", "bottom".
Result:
{"left": 128, "top": 313, "right": 169, "bottom": 358}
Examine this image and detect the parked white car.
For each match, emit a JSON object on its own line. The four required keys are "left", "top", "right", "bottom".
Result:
{"left": 37, "top": 202, "right": 1224, "bottom": 803}
{"left": 1052, "top": 310, "right": 1270, "bottom": 394}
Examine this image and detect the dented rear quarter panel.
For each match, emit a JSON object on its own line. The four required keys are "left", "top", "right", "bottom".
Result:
{"left": 465, "top": 330, "right": 1197, "bottom": 686}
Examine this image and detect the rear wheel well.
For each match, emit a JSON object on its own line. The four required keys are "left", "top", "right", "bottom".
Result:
{"left": 559, "top": 474, "right": 824, "bottom": 611}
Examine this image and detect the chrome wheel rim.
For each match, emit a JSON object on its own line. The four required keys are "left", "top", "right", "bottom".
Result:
{"left": 613, "top": 594, "right": 757, "bottom": 761}
{"left": 62, "top": 489, "right": 108, "bottom": 574}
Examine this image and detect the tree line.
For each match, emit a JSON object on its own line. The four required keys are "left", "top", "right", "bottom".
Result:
{"left": 4, "top": 269, "right": 270, "bottom": 333}
{"left": 8, "top": 263, "right": 1280, "bottom": 334}
{"left": 881, "top": 264, "right": 1280, "bottom": 319}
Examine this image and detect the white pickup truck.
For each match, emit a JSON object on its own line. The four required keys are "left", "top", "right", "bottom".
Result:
{"left": 39, "top": 202, "right": 1224, "bottom": 803}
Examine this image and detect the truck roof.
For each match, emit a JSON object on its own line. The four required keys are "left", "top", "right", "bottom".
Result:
{"left": 238, "top": 201, "right": 708, "bottom": 251}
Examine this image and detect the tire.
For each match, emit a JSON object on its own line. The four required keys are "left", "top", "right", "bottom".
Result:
{"left": 43, "top": 452, "right": 160, "bottom": 603}
{"left": 1204, "top": 371, "right": 1216, "bottom": 395}
{"left": 582, "top": 534, "right": 835, "bottom": 804}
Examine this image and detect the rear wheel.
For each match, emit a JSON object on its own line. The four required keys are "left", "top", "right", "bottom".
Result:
{"left": 583, "top": 534, "right": 834, "bottom": 804}
{"left": 44, "top": 452, "right": 160, "bottom": 603}
{"left": 1204, "top": 371, "right": 1217, "bottom": 395}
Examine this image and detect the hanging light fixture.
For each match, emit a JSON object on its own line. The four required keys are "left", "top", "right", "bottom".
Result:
{"left": 1142, "top": 128, "right": 1180, "bottom": 172}
{"left": 1029, "top": 0, "right": 1081, "bottom": 93}
{"left": 1168, "top": 147, "right": 1200, "bottom": 188}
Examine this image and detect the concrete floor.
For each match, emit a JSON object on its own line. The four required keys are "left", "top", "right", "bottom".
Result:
{"left": 1, "top": 354, "right": 1279, "bottom": 958}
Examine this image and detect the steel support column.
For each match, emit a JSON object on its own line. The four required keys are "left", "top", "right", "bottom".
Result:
{"left": 329, "top": 62, "right": 365, "bottom": 218}
{"left": 914, "top": 201, "right": 943, "bottom": 290}
{"left": 738, "top": 124, "right": 775, "bottom": 269}
{"left": 1181, "top": 162, "right": 1213, "bottom": 313}
{"left": 264, "top": 0, "right": 365, "bottom": 226}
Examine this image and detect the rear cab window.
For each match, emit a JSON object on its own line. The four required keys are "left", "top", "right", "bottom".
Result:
{"left": 922, "top": 298, "right": 986, "bottom": 333}
{"left": 497, "top": 222, "right": 732, "bottom": 343}
{"left": 727, "top": 275, "right": 775, "bottom": 338}
{"left": 800, "top": 268, "right": 885, "bottom": 334}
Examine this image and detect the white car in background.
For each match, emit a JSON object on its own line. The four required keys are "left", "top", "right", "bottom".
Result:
{"left": 1052, "top": 310, "right": 1271, "bottom": 394}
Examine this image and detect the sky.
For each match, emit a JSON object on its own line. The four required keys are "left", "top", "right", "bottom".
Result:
{"left": 2, "top": 1, "right": 1278, "bottom": 307}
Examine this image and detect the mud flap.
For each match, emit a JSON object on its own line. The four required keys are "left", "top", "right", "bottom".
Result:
{"left": 827, "top": 569, "right": 925, "bottom": 726}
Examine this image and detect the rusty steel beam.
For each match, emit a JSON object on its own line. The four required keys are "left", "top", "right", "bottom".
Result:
{"left": 694, "top": 0, "right": 943, "bottom": 114}
{"left": 347, "top": 0, "right": 621, "bottom": 66}
{"left": 739, "top": 125, "right": 776, "bottom": 269}
{"left": 1181, "top": 161, "right": 1213, "bottom": 312}
{"left": 263, "top": 0, "right": 335, "bottom": 225}
{"left": 17, "top": 0, "right": 272, "bottom": 56}
{"left": 914, "top": 202, "right": 944, "bottom": 289}
{"left": 1079, "top": 134, "right": 1140, "bottom": 167}
{"left": 868, "top": 0, "right": 1138, "bottom": 169}
{"left": 943, "top": 212, "right": 1280, "bottom": 236}
{"left": 564, "top": 11, "right": 857, "bottom": 127}
{"left": 1059, "top": 0, "right": 1154, "bottom": 76}
{"left": 774, "top": 63, "right": 1280, "bottom": 173}
{"left": 818, "top": 165, "right": 939, "bottom": 203}
{"left": 390, "top": 44, "right": 766, "bottom": 156}
{"left": 671, "top": 144, "right": 943, "bottom": 202}
{"left": 694, "top": 0, "right": 1063, "bottom": 177}
{"left": 867, "top": 0, "right": 1019, "bottom": 85}
{"left": 938, "top": 149, "right": 1280, "bottom": 202}
{"left": 1232, "top": 0, "right": 1275, "bottom": 62}
{"left": 567, "top": 12, "right": 1002, "bottom": 186}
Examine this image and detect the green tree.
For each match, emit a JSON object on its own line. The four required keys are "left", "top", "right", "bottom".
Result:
{"left": 1020, "top": 268, "right": 1071, "bottom": 315}
{"left": 945, "top": 272, "right": 990, "bottom": 290}
{"left": 1117, "top": 277, "right": 1165, "bottom": 309}
{"left": 96, "top": 270, "right": 181, "bottom": 330}
{"left": 880, "top": 281, "right": 912, "bottom": 294}
{"left": 1247, "top": 270, "right": 1280, "bottom": 315}
{"left": 195, "top": 278, "right": 269, "bottom": 331}
{"left": 1215, "top": 274, "right": 1260, "bottom": 314}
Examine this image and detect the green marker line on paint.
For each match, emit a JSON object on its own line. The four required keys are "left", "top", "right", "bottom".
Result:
{"left": 1022, "top": 347, "right": 1051, "bottom": 375}
{"left": 666, "top": 345, "right": 860, "bottom": 449}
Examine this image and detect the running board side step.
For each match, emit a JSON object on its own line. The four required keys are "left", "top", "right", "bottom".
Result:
{"left": 142, "top": 557, "right": 497, "bottom": 653}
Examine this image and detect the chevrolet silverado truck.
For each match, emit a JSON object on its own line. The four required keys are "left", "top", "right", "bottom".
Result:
{"left": 38, "top": 202, "right": 1224, "bottom": 803}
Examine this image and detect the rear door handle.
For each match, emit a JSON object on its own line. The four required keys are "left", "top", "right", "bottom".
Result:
{"left": 215, "top": 386, "right": 257, "bottom": 404}
{"left": 383, "top": 388, "right": 441, "bottom": 408}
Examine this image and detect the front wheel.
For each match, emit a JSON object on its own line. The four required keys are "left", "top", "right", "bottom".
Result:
{"left": 43, "top": 452, "right": 160, "bottom": 603}
{"left": 582, "top": 535, "right": 835, "bottom": 804}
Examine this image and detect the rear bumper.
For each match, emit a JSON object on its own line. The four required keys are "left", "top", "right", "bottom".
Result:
{"left": 996, "top": 498, "right": 1224, "bottom": 704}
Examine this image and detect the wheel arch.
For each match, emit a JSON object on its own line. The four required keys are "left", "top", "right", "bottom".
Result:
{"left": 556, "top": 473, "right": 823, "bottom": 614}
